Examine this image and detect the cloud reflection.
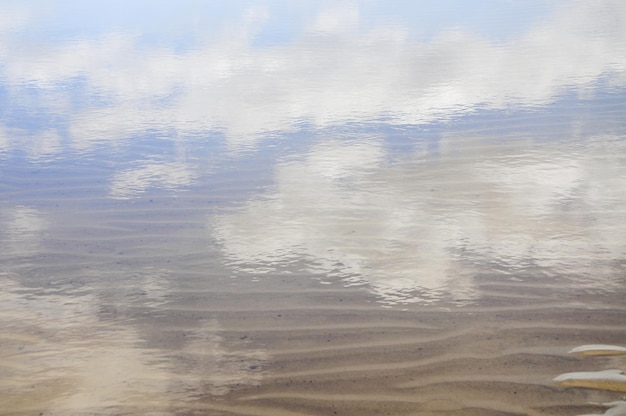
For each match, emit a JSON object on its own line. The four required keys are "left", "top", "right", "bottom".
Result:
{"left": 0, "top": 1, "right": 624, "bottom": 151}
{"left": 0, "top": 277, "right": 164, "bottom": 412}
{"left": 0, "top": 128, "right": 63, "bottom": 160}
{"left": 213, "top": 133, "right": 626, "bottom": 304}
{"left": 172, "top": 318, "right": 267, "bottom": 397}
{"left": 0, "top": 273, "right": 267, "bottom": 413}
{"left": 213, "top": 138, "right": 480, "bottom": 305}
{"left": 109, "top": 161, "right": 195, "bottom": 199}
{"left": 0, "top": 206, "right": 47, "bottom": 257}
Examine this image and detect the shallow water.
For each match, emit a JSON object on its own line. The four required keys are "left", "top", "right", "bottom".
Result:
{"left": 1, "top": 1, "right": 626, "bottom": 415}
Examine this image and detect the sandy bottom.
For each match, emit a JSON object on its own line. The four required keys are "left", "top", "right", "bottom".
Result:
{"left": 1, "top": 265, "right": 625, "bottom": 416}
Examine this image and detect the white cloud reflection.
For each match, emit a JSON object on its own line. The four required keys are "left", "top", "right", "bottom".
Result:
{"left": 109, "top": 161, "right": 195, "bottom": 199}
{"left": 212, "top": 134, "right": 626, "bottom": 305}
{"left": 0, "top": 206, "right": 47, "bottom": 256}
{"left": 212, "top": 138, "right": 479, "bottom": 304}
{"left": 0, "top": 128, "right": 62, "bottom": 160}
{"left": 0, "top": 1, "right": 624, "bottom": 151}
{"left": 0, "top": 273, "right": 267, "bottom": 412}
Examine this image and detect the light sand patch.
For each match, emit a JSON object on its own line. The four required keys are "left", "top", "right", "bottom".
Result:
{"left": 569, "top": 345, "right": 626, "bottom": 357}
{"left": 554, "top": 370, "right": 626, "bottom": 393}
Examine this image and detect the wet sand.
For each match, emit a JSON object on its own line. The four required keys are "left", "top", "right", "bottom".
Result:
{"left": 1, "top": 264, "right": 625, "bottom": 416}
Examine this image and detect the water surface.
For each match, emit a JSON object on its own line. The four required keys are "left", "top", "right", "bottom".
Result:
{"left": 1, "top": 1, "right": 625, "bottom": 415}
